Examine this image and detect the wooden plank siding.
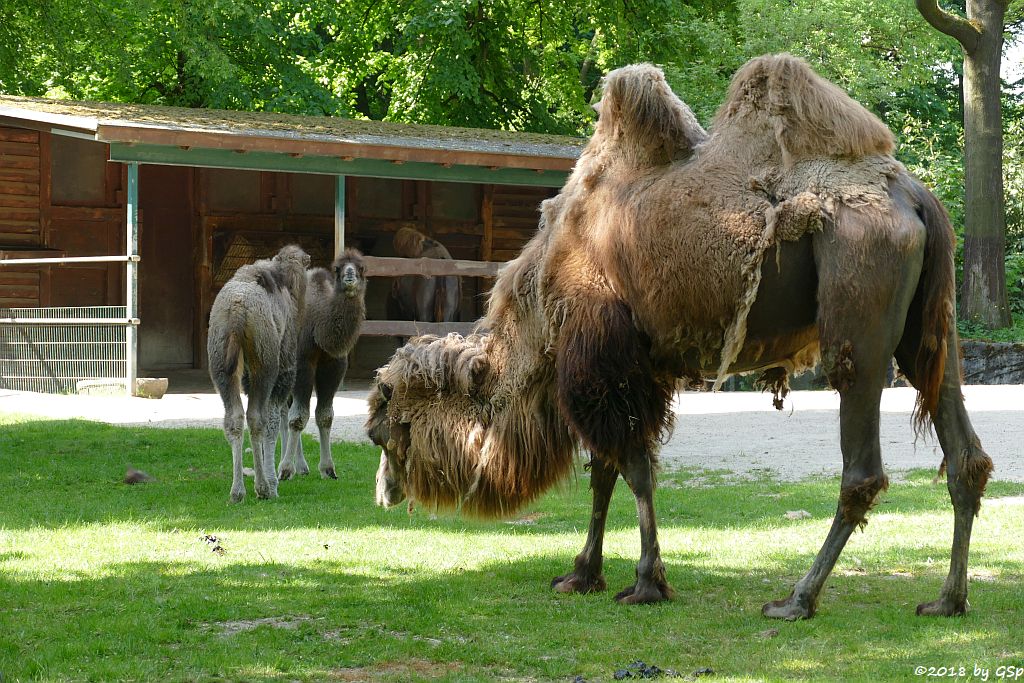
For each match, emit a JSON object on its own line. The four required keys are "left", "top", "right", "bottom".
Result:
{"left": 0, "top": 269, "right": 40, "bottom": 307}
{"left": 0, "top": 127, "right": 42, "bottom": 248}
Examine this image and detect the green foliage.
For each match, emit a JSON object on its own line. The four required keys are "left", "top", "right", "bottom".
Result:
{"left": 1, "top": 0, "right": 1022, "bottom": 327}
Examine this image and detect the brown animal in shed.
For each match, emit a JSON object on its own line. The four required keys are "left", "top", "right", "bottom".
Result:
{"left": 387, "top": 227, "right": 462, "bottom": 325}
{"left": 367, "top": 55, "right": 992, "bottom": 619}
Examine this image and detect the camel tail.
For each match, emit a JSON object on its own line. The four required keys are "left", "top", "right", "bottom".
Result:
{"left": 909, "top": 179, "right": 957, "bottom": 434}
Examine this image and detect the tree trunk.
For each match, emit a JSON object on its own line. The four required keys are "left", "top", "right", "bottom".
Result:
{"left": 959, "top": 0, "right": 1010, "bottom": 328}
{"left": 916, "top": 0, "right": 1011, "bottom": 329}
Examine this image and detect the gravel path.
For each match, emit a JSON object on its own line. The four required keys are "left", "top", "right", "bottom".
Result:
{"left": 2, "top": 384, "right": 1021, "bottom": 482}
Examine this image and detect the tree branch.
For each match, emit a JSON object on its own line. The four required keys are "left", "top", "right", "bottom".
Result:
{"left": 915, "top": 0, "right": 982, "bottom": 53}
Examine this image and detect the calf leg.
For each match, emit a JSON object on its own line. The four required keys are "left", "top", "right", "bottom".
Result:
{"left": 552, "top": 455, "right": 618, "bottom": 594}
{"left": 314, "top": 356, "right": 347, "bottom": 479}
{"left": 280, "top": 361, "right": 314, "bottom": 480}
{"left": 246, "top": 372, "right": 278, "bottom": 500}
{"left": 215, "top": 379, "right": 247, "bottom": 504}
{"left": 896, "top": 330, "right": 993, "bottom": 616}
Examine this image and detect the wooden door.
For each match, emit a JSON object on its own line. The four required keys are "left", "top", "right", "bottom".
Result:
{"left": 139, "top": 165, "right": 194, "bottom": 369}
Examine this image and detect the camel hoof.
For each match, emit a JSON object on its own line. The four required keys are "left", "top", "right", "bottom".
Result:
{"left": 278, "top": 466, "right": 294, "bottom": 481}
{"left": 255, "top": 485, "right": 278, "bottom": 500}
{"left": 321, "top": 467, "right": 337, "bottom": 480}
{"left": 229, "top": 490, "right": 245, "bottom": 504}
{"left": 296, "top": 463, "right": 310, "bottom": 476}
{"left": 551, "top": 572, "right": 606, "bottom": 594}
{"left": 916, "top": 597, "right": 968, "bottom": 617}
{"left": 614, "top": 581, "right": 673, "bottom": 605}
{"left": 762, "top": 594, "right": 814, "bottom": 620}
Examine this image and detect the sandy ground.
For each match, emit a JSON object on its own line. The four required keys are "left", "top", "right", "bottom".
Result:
{"left": 2, "top": 379, "right": 1021, "bottom": 482}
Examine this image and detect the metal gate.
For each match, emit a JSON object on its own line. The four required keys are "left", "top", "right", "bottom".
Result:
{"left": 0, "top": 306, "right": 134, "bottom": 394}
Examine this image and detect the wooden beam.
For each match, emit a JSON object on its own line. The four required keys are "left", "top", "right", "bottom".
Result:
{"left": 362, "top": 255, "right": 503, "bottom": 278}
{"left": 97, "top": 123, "right": 580, "bottom": 172}
{"left": 360, "top": 320, "right": 479, "bottom": 337}
{"left": 481, "top": 184, "right": 494, "bottom": 261}
{"left": 107, "top": 144, "right": 570, "bottom": 188}
{"left": 335, "top": 175, "right": 345, "bottom": 257}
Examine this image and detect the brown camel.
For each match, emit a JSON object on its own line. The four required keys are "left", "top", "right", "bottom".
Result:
{"left": 367, "top": 55, "right": 993, "bottom": 619}
{"left": 387, "top": 226, "right": 462, "bottom": 328}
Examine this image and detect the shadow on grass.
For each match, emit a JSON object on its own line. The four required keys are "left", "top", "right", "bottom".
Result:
{"left": 4, "top": 419, "right": 1014, "bottom": 536}
{"left": 2, "top": 552, "right": 1022, "bottom": 682}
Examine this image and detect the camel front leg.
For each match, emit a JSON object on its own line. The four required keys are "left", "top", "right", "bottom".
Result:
{"left": 552, "top": 454, "right": 618, "bottom": 594}
{"left": 614, "top": 452, "right": 673, "bottom": 604}
{"left": 314, "top": 356, "right": 348, "bottom": 480}
{"left": 261, "top": 400, "right": 282, "bottom": 498}
{"left": 280, "top": 362, "right": 314, "bottom": 480}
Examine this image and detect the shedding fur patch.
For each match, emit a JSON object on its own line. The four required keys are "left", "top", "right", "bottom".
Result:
{"left": 840, "top": 474, "right": 889, "bottom": 527}
{"left": 936, "top": 439, "right": 994, "bottom": 515}
{"left": 823, "top": 341, "right": 857, "bottom": 393}
{"left": 754, "top": 367, "right": 790, "bottom": 411}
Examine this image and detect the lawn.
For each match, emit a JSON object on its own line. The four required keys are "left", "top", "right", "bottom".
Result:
{"left": 0, "top": 414, "right": 1022, "bottom": 682}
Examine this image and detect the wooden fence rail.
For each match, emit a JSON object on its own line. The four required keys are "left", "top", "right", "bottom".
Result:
{"left": 360, "top": 255, "right": 496, "bottom": 338}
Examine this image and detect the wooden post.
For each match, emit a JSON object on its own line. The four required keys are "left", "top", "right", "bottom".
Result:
{"left": 335, "top": 175, "right": 345, "bottom": 258}
{"left": 125, "top": 162, "right": 139, "bottom": 395}
{"left": 481, "top": 184, "right": 494, "bottom": 261}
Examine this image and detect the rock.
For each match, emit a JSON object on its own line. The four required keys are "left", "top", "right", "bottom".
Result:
{"left": 960, "top": 340, "right": 1024, "bottom": 385}
{"left": 124, "top": 468, "right": 155, "bottom": 484}
{"left": 135, "top": 377, "right": 168, "bottom": 399}
{"left": 785, "top": 510, "right": 812, "bottom": 520}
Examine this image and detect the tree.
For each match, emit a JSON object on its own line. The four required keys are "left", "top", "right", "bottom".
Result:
{"left": 917, "top": 0, "right": 1012, "bottom": 328}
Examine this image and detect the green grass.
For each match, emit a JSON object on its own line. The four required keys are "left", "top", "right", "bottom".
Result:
{"left": 1, "top": 414, "right": 1022, "bottom": 682}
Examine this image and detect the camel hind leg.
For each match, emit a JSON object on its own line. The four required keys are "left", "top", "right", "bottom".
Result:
{"left": 314, "top": 355, "right": 347, "bottom": 480}
{"left": 210, "top": 341, "right": 247, "bottom": 503}
{"left": 895, "top": 329, "right": 993, "bottom": 616}
{"left": 764, "top": 209, "right": 923, "bottom": 619}
{"left": 245, "top": 362, "right": 279, "bottom": 500}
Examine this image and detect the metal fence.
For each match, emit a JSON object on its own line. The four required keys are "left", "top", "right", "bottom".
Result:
{"left": 0, "top": 306, "right": 131, "bottom": 394}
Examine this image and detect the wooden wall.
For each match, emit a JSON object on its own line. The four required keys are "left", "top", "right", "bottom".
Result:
{"left": 0, "top": 126, "right": 44, "bottom": 307}
{"left": 0, "top": 125, "right": 126, "bottom": 310}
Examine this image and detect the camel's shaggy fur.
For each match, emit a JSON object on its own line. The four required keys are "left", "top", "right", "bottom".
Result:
{"left": 279, "top": 249, "right": 367, "bottom": 481}
{"left": 208, "top": 244, "right": 310, "bottom": 502}
{"left": 369, "top": 55, "right": 989, "bottom": 617}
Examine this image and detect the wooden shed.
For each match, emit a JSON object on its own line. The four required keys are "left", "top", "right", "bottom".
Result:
{"left": 0, "top": 95, "right": 584, "bottom": 391}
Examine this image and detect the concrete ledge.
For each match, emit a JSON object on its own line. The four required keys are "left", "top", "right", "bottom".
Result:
{"left": 75, "top": 377, "right": 168, "bottom": 398}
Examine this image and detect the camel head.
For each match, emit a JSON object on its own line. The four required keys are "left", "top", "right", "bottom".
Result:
{"left": 366, "top": 380, "right": 408, "bottom": 508}
{"left": 333, "top": 248, "right": 367, "bottom": 299}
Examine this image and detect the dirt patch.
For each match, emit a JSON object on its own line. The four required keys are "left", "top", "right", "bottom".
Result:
{"left": 330, "top": 659, "right": 461, "bottom": 681}
{"left": 203, "top": 615, "right": 317, "bottom": 637}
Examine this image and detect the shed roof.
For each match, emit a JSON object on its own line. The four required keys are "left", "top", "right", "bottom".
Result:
{"left": 0, "top": 95, "right": 585, "bottom": 186}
